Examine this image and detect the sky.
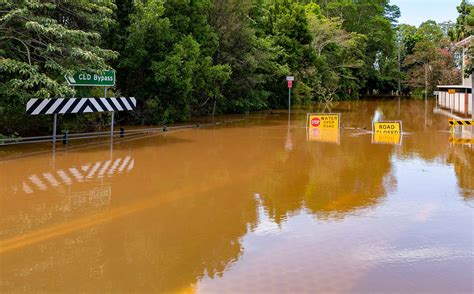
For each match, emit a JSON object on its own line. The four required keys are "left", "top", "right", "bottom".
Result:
{"left": 391, "top": 0, "right": 459, "bottom": 27}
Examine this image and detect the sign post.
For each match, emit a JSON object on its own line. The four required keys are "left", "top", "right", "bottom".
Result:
{"left": 286, "top": 76, "right": 294, "bottom": 113}
{"left": 53, "top": 113, "right": 57, "bottom": 145}
{"left": 104, "top": 86, "right": 114, "bottom": 137}
{"left": 65, "top": 70, "right": 117, "bottom": 138}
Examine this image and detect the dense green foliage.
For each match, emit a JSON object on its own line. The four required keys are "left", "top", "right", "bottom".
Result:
{"left": 0, "top": 0, "right": 465, "bottom": 134}
{"left": 400, "top": 21, "right": 460, "bottom": 99}
{"left": 1, "top": 0, "right": 117, "bottom": 133}
{"left": 450, "top": 0, "right": 474, "bottom": 75}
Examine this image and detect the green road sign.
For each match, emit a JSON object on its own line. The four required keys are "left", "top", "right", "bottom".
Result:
{"left": 65, "top": 70, "right": 115, "bottom": 86}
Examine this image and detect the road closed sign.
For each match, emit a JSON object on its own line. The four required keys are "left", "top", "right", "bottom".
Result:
{"left": 372, "top": 121, "right": 402, "bottom": 145}
{"left": 307, "top": 113, "right": 340, "bottom": 129}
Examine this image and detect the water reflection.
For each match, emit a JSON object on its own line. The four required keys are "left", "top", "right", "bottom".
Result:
{"left": 0, "top": 100, "right": 472, "bottom": 293}
{"left": 284, "top": 112, "right": 293, "bottom": 152}
{"left": 16, "top": 156, "right": 134, "bottom": 195}
{"left": 257, "top": 128, "right": 395, "bottom": 223}
{"left": 447, "top": 146, "right": 474, "bottom": 202}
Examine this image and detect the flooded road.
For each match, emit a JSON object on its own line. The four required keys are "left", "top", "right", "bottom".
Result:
{"left": 1, "top": 100, "right": 473, "bottom": 293}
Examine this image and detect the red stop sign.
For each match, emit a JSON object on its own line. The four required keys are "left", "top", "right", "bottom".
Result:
{"left": 288, "top": 80, "right": 293, "bottom": 88}
{"left": 311, "top": 118, "right": 321, "bottom": 127}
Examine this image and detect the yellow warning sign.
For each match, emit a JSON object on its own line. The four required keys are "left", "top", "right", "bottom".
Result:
{"left": 448, "top": 119, "right": 473, "bottom": 126}
{"left": 448, "top": 89, "right": 456, "bottom": 94}
{"left": 372, "top": 121, "right": 402, "bottom": 145}
{"left": 307, "top": 113, "right": 340, "bottom": 129}
{"left": 307, "top": 128, "right": 340, "bottom": 144}
{"left": 449, "top": 137, "right": 474, "bottom": 144}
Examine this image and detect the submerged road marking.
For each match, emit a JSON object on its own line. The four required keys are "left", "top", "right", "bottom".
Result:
{"left": 0, "top": 169, "right": 254, "bottom": 255}
{"left": 0, "top": 189, "right": 183, "bottom": 254}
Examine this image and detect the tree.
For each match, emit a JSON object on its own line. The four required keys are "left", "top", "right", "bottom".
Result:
{"left": 305, "top": 11, "right": 366, "bottom": 101}
{"left": 209, "top": 0, "right": 287, "bottom": 112}
{"left": 321, "top": 0, "right": 400, "bottom": 93}
{"left": 405, "top": 39, "right": 460, "bottom": 98}
{"left": 450, "top": 0, "right": 474, "bottom": 42}
{"left": 0, "top": 0, "right": 118, "bottom": 133}
{"left": 121, "top": 0, "right": 231, "bottom": 124}
{"left": 249, "top": 0, "right": 311, "bottom": 107}
{"left": 417, "top": 20, "right": 444, "bottom": 44}
{"left": 450, "top": 0, "right": 474, "bottom": 76}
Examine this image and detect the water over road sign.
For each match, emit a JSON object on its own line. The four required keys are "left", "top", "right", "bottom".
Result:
{"left": 449, "top": 137, "right": 474, "bottom": 144}
{"left": 307, "top": 113, "right": 340, "bottom": 130}
{"left": 65, "top": 70, "right": 115, "bottom": 86}
{"left": 372, "top": 121, "right": 402, "bottom": 145}
{"left": 307, "top": 128, "right": 340, "bottom": 144}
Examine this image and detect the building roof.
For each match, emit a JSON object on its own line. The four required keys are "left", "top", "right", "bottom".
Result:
{"left": 437, "top": 85, "right": 471, "bottom": 89}
{"left": 455, "top": 35, "right": 474, "bottom": 47}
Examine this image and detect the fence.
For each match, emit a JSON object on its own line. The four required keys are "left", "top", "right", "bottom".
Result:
{"left": 0, "top": 122, "right": 226, "bottom": 146}
{"left": 437, "top": 86, "right": 473, "bottom": 117}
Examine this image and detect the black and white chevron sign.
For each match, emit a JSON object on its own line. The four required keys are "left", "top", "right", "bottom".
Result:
{"left": 26, "top": 97, "right": 136, "bottom": 115}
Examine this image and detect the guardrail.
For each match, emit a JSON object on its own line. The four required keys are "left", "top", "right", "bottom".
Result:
{"left": 0, "top": 122, "right": 224, "bottom": 146}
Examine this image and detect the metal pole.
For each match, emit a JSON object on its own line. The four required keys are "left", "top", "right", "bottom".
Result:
{"left": 288, "top": 88, "right": 291, "bottom": 113}
{"left": 111, "top": 111, "right": 115, "bottom": 137}
{"left": 52, "top": 114, "right": 56, "bottom": 168}
{"left": 104, "top": 86, "right": 114, "bottom": 138}
{"left": 52, "top": 113, "right": 57, "bottom": 145}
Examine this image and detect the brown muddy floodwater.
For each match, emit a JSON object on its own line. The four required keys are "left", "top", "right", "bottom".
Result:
{"left": 0, "top": 100, "right": 473, "bottom": 293}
